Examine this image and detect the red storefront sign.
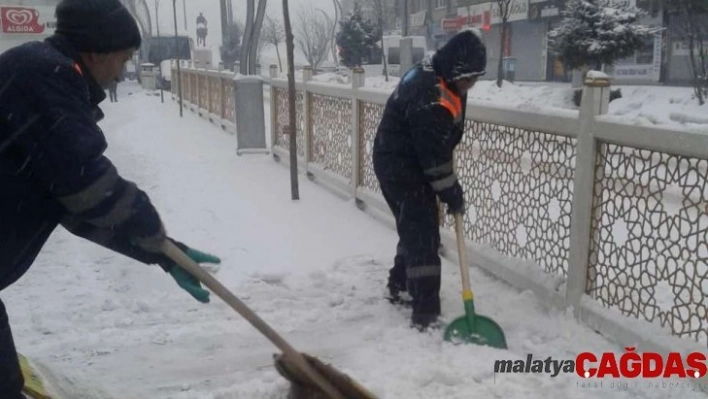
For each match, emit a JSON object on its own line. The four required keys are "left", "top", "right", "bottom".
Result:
{"left": 1, "top": 7, "right": 46, "bottom": 34}
{"left": 442, "top": 17, "right": 463, "bottom": 31}
{"left": 447, "top": 10, "right": 492, "bottom": 32}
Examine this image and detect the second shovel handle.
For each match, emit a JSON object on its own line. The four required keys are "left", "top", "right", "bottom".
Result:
{"left": 454, "top": 214, "right": 473, "bottom": 298}
{"left": 161, "top": 241, "right": 347, "bottom": 399}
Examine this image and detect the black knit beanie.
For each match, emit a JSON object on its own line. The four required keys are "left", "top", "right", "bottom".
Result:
{"left": 55, "top": 0, "right": 142, "bottom": 53}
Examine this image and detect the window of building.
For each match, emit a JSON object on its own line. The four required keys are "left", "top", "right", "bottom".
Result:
{"left": 636, "top": 36, "right": 655, "bottom": 64}
{"left": 615, "top": 36, "right": 655, "bottom": 65}
{"left": 435, "top": 0, "right": 447, "bottom": 9}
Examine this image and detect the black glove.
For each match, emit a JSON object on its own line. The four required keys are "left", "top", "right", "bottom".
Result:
{"left": 437, "top": 180, "right": 465, "bottom": 215}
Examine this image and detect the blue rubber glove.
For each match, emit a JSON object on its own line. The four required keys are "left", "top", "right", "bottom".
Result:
{"left": 168, "top": 246, "right": 221, "bottom": 303}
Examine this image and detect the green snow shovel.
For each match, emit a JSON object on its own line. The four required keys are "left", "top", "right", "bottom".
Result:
{"left": 443, "top": 214, "right": 508, "bottom": 349}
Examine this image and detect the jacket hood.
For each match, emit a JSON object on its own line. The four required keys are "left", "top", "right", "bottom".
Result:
{"left": 432, "top": 29, "right": 487, "bottom": 83}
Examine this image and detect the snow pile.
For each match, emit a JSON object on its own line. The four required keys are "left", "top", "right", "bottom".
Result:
{"left": 606, "top": 86, "right": 708, "bottom": 131}
{"left": 469, "top": 80, "right": 576, "bottom": 112}
{"left": 365, "top": 75, "right": 400, "bottom": 90}
{"left": 357, "top": 75, "right": 708, "bottom": 131}
{"left": 311, "top": 72, "right": 350, "bottom": 85}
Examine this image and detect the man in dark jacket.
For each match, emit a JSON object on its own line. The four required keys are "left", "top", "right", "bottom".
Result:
{"left": 0, "top": 1, "right": 220, "bottom": 396}
{"left": 373, "top": 29, "right": 487, "bottom": 330}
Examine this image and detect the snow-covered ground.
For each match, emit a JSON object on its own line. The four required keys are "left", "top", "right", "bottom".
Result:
{"left": 3, "top": 82, "right": 706, "bottom": 399}
{"left": 304, "top": 71, "right": 708, "bottom": 133}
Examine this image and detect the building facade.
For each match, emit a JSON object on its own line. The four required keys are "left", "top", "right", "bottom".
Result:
{"left": 405, "top": 0, "right": 701, "bottom": 85}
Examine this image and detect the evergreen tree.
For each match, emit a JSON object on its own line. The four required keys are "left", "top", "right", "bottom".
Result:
{"left": 548, "top": 0, "right": 654, "bottom": 71}
{"left": 220, "top": 23, "right": 242, "bottom": 68}
{"left": 335, "top": 5, "right": 381, "bottom": 68}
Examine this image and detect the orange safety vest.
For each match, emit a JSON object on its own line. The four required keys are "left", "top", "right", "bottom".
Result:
{"left": 72, "top": 62, "right": 83, "bottom": 76}
{"left": 437, "top": 78, "right": 462, "bottom": 123}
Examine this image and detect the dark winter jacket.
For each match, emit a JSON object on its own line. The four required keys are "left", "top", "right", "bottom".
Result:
{"left": 373, "top": 30, "right": 486, "bottom": 200}
{"left": 0, "top": 35, "right": 165, "bottom": 291}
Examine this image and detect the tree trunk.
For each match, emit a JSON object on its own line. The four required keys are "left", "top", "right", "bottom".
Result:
{"left": 275, "top": 44, "right": 283, "bottom": 72}
{"left": 381, "top": 33, "right": 389, "bottom": 82}
{"left": 688, "top": 33, "right": 705, "bottom": 105}
{"left": 220, "top": 0, "right": 228, "bottom": 50}
{"left": 283, "top": 0, "right": 299, "bottom": 200}
{"left": 402, "top": 0, "right": 408, "bottom": 36}
{"left": 241, "top": 0, "right": 255, "bottom": 74}
{"left": 249, "top": 0, "right": 268, "bottom": 74}
{"left": 496, "top": 21, "right": 506, "bottom": 88}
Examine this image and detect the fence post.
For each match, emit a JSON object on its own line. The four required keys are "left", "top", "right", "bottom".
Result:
{"left": 269, "top": 65, "right": 279, "bottom": 151}
{"left": 233, "top": 71, "right": 268, "bottom": 155}
{"left": 351, "top": 67, "right": 365, "bottom": 197}
{"left": 302, "top": 65, "right": 313, "bottom": 166}
{"left": 196, "top": 66, "right": 202, "bottom": 113}
{"left": 566, "top": 71, "right": 611, "bottom": 310}
{"left": 189, "top": 61, "right": 196, "bottom": 107}
{"left": 203, "top": 68, "right": 210, "bottom": 118}
{"left": 171, "top": 60, "right": 177, "bottom": 99}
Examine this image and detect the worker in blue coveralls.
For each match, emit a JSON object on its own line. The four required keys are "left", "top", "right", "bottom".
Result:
{"left": 373, "top": 29, "right": 487, "bottom": 330}
{"left": 0, "top": 1, "right": 220, "bottom": 396}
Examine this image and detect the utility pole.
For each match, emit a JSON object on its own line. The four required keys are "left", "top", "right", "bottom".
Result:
{"left": 183, "top": 0, "right": 187, "bottom": 31}
{"left": 173, "top": 0, "right": 183, "bottom": 117}
{"left": 403, "top": 0, "right": 409, "bottom": 36}
{"left": 156, "top": 0, "right": 164, "bottom": 103}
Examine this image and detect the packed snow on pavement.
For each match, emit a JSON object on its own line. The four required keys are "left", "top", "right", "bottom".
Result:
{"left": 4, "top": 82, "right": 707, "bottom": 399}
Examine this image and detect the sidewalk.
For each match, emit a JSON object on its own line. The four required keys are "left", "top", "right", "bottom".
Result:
{"left": 3, "top": 83, "right": 702, "bottom": 399}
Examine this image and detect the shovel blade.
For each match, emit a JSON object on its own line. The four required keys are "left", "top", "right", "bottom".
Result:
{"left": 443, "top": 314, "right": 508, "bottom": 349}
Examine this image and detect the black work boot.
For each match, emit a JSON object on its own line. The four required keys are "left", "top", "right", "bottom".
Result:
{"left": 408, "top": 276, "right": 441, "bottom": 331}
{"left": 386, "top": 253, "right": 408, "bottom": 302}
{"left": 386, "top": 276, "right": 411, "bottom": 306}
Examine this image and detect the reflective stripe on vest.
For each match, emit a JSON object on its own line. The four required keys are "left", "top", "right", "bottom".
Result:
{"left": 437, "top": 78, "right": 462, "bottom": 123}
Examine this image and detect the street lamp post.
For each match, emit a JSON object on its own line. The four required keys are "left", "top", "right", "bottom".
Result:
{"left": 173, "top": 0, "right": 183, "bottom": 117}
{"left": 155, "top": 0, "right": 164, "bottom": 103}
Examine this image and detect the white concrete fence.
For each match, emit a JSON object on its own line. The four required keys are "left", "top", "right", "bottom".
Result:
{"left": 173, "top": 61, "right": 708, "bottom": 365}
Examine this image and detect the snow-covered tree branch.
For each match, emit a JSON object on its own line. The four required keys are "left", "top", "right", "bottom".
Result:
{"left": 548, "top": 0, "right": 655, "bottom": 72}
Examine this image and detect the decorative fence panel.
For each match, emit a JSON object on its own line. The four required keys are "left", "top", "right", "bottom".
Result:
{"left": 171, "top": 62, "right": 708, "bottom": 357}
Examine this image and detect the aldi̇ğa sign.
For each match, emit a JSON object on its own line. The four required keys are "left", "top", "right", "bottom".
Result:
{"left": 1, "top": 6, "right": 57, "bottom": 35}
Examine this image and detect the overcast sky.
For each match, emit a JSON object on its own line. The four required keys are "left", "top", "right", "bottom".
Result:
{"left": 148, "top": 0, "right": 337, "bottom": 54}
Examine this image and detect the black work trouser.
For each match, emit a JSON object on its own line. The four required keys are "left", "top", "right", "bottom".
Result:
{"left": 379, "top": 180, "right": 442, "bottom": 317}
{"left": 0, "top": 298, "right": 24, "bottom": 398}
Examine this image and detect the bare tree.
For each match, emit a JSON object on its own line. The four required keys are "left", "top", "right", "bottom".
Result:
{"left": 458, "top": 0, "right": 476, "bottom": 28}
{"left": 240, "top": 0, "right": 268, "bottom": 74}
{"left": 256, "top": 24, "right": 270, "bottom": 66}
{"left": 296, "top": 6, "right": 332, "bottom": 69}
{"left": 262, "top": 15, "right": 286, "bottom": 71}
{"left": 495, "top": 0, "right": 513, "bottom": 88}
{"left": 667, "top": 0, "right": 708, "bottom": 105}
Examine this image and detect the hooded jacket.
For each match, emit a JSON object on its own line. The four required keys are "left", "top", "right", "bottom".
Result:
{"left": 373, "top": 30, "right": 486, "bottom": 193}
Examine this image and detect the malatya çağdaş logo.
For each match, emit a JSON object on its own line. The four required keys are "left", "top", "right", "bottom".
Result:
{"left": 494, "top": 348, "right": 707, "bottom": 379}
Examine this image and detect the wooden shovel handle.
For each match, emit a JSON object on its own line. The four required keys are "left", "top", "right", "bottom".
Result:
{"left": 161, "top": 240, "right": 347, "bottom": 399}
{"left": 454, "top": 214, "right": 472, "bottom": 297}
